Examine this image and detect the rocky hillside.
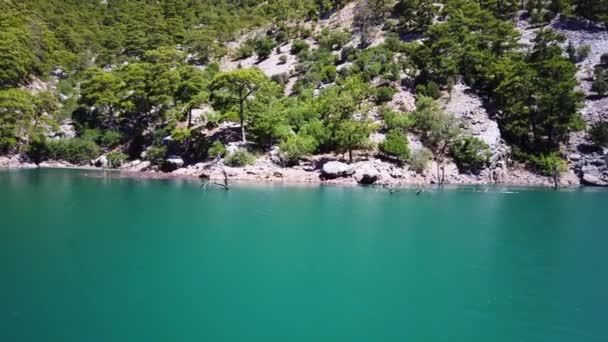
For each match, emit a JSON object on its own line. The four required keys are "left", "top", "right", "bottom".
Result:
{"left": 2, "top": 0, "right": 608, "bottom": 187}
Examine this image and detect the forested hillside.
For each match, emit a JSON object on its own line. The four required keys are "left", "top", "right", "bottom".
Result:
{"left": 1, "top": 0, "right": 608, "bottom": 186}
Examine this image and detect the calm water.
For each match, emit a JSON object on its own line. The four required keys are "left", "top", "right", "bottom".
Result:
{"left": 1, "top": 169, "right": 607, "bottom": 341}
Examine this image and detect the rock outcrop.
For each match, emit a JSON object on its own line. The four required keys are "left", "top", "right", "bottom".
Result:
{"left": 321, "top": 161, "right": 355, "bottom": 179}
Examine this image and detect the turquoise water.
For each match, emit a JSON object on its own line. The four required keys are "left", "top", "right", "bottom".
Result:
{"left": 1, "top": 169, "right": 607, "bottom": 341}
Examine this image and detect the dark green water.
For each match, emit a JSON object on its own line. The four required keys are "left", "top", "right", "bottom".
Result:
{"left": 1, "top": 169, "right": 607, "bottom": 341}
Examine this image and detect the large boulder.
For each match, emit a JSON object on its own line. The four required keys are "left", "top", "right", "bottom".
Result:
{"left": 354, "top": 162, "right": 380, "bottom": 184}
{"left": 321, "top": 161, "right": 355, "bottom": 179}
{"left": 582, "top": 173, "right": 608, "bottom": 186}
{"left": 162, "top": 157, "right": 184, "bottom": 172}
{"left": 92, "top": 155, "right": 108, "bottom": 167}
{"left": 121, "top": 160, "right": 151, "bottom": 172}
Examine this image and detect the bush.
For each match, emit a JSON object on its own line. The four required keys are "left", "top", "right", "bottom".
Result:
{"left": 255, "top": 36, "right": 275, "bottom": 60}
{"left": 450, "top": 137, "right": 491, "bottom": 173}
{"left": 146, "top": 146, "right": 167, "bottom": 165}
{"left": 416, "top": 81, "right": 441, "bottom": 99}
{"left": 374, "top": 86, "right": 396, "bottom": 104}
{"left": 530, "top": 153, "right": 568, "bottom": 177}
{"left": 320, "top": 65, "right": 337, "bottom": 83}
{"left": 379, "top": 130, "right": 410, "bottom": 162}
{"left": 46, "top": 138, "right": 101, "bottom": 165}
{"left": 381, "top": 107, "right": 414, "bottom": 131}
{"left": 279, "top": 55, "right": 288, "bottom": 64}
{"left": 291, "top": 40, "right": 309, "bottom": 55}
{"left": 207, "top": 140, "right": 227, "bottom": 158}
{"left": 100, "top": 130, "right": 122, "bottom": 148}
{"left": 279, "top": 134, "right": 318, "bottom": 164}
{"left": 235, "top": 43, "right": 254, "bottom": 59}
{"left": 601, "top": 53, "right": 608, "bottom": 65}
{"left": 592, "top": 79, "right": 608, "bottom": 96}
{"left": 409, "top": 147, "right": 433, "bottom": 173}
{"left": 589, "top": 121, "right": 608, "bottom": 147}
{"left": 107, "top": 151, "right": 128, "bottom": 168}
{"left": 271, "top": 72, "right": 289, "bottom": 85}
{"left": 170, "top": 128, "right": 192, "bottom": 142}
{"left": 224, "top": 149, "right": 255, "bottom": 167}
{"left": 81, "top": 128, "right": 101, "bottom": 143}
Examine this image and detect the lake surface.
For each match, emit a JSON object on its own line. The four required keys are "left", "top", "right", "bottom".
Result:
{"left": 1, "top": 169, "right": 607, "bottom": 341}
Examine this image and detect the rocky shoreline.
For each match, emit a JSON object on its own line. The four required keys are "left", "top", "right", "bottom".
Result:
{"left": 0, "top": 154, "right": 588, "bottom": 188}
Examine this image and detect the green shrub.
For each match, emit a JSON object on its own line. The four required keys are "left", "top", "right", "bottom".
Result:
{"left": 409, "top": 147, "right": 433, "bottom": 173}
{"left": 592, "top": 79, "right": 608, "bottom": 96}
{"left": 146, "top": 146, "right": 167, "bottom": 165}
{"left": 235, "top": 43, "right": 254, "bottom": 59}
{"left": 450, "top": 137, "right": 491, "bottom": 173}
{"left": 380, "top": 130, "right": 410, "bottom": 162}
{"left": 25, "top": 134, "right": 50, "bottom": 163}
{"left": 374, "top": 86, "right": 396, "bottom": 104}
{"left": 279, "top": 55, "right": 288, "bottom": 64}
{"left": 46, "top": 138, "right": 101, "bottom": 165}
{"left": 320, "top": 65, "right": 337, "bottom": 83}
{"left": 381, "top": 107, "right": 414, "bottom": 131}
{"left": 417, "top": 81, "right": 441, "bottom": 99}
{"left": 271, "top": 73, "right": 289, "bottom": 85}
{"left": 589, "top": 121, "right": 608, "bottom": 147}
{"left": 100, "top": 130, "right": 122, "bottom": 148}
{"left": 81, "top": 128, "right": 102, "bottom": 143}
{"left": 255, "top": 36, "right": 275, "bottom": 60}
{"left": 291, "top": 40, "right": 309, "bottom": 55}
{"left": 279, "top": 134, "right": 318, "bottom": 164}
{"left": 530, "top": 153, "right": 568, "bottom": 177}
{"left": 107, "top": 151, "right": 128, "bottom": 168}
{"left": 170, "top": 128, "right": 192, "bottom": 142}
{"left": 224, "top": 149, "right": 255, "bottom": 167}
{"left": 601, "top": 53, "right": 608, "bottom": 65}
{"left": 207, "top": 140, "right": 227, "bottom": 158}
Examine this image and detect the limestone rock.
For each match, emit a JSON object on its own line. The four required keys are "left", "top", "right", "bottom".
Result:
{"left": 321, "top": 161, "right": 355, "bottom": 179}
{"left": 354, "top": 162, "right": 380, "bottom": 184}
{"left": 582, "top": 173, "right": 608, "bottom": 186}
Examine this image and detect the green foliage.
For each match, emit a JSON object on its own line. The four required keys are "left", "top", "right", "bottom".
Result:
{"left": 335, "top": 119, "right": 373, "bottom": 163}
{"left": 255, "top": 35, "right": 276, "bottom": 60}
{"left": 225, "top": 149, "right": 255, "bottom": 167}
{"left": 416, "top": 81, "right": 441, "bottom": 99}
{"left": 208, "top": 141, "right": 227, "bottom": 158}
{"left": 411, "top": 96, "right": 461, "bottom": 156}
{"left": 409, "top": 147, "right": 433, "bottom": 173}
{"left": 0, "top": 88, "right": 34, "bottom": 152}
{"left": 170, "top": 128, "right": 192, "bottom": 142}
{"left": 279, "top": 55, "right": 288, "bottom": 64}
{"left": 146, "top": 146, "right": 168, "bottom": 165}
{"left": 381, "top": 107, "right": 415, "bottom": 131}
{"left": 279, "top": 133, "right": 319, "bottom": 163}
{"left": 530, "top": 152, "right": 568, "bottom": 177}
{"left": 211, "top": 68, "right": 270, "bottom": 142}
{"left": 592, "top": 79, "right": 608, "bottom": 96}
{"left": 496, "top": 29, "right": 584, "bottom": 152}
{"left": 450, "top": 137, "right": 492, "bottom": 173}
{"left": 380, "top": 130, "right": 410, "bottom": 162}
{"left": 589, "top": 121, "right": 608, "bottom": 147}
{"left": 291, "top": 40, "right": 309, "bottom": 55}
{"left": 601, "top": 53, "right": 608, "bottom": 65}
{"left": 46, "top": 138, "right": 101, "bottom": 165}
{"left": 374, "top": 86, "right": 396, "bottom": 104}
{"left": 107, "top": 151, "right": 128, "bottom": 168}
{"left": 101, "top": 130, "right": 122, "bottom": 148}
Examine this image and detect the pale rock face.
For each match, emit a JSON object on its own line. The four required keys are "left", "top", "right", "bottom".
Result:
{"left": 321, "top": 161, "right": 355, "bottom": 179}
{"left": 353, "top": 162, "right": 381, "bottom": 184}
{"left": 92, "top": 155, "right": 108, "bottom": 167}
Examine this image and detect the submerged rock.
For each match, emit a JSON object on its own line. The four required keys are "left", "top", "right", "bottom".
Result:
{"left": 321, "top": 161, "right": 355, "bottom": 179}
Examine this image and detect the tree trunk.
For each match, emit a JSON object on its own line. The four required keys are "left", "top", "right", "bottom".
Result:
{"left": 348, "top": 148, "right": 353, "bottom": 163}
{"left": 187, "top": 108, "right": 192, "bottom": 128}
{"left": 239, "top": 98, "right": 246, "bottom": 143}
